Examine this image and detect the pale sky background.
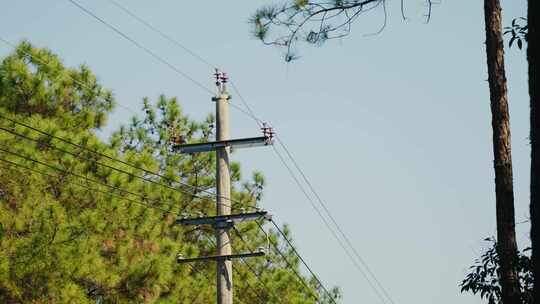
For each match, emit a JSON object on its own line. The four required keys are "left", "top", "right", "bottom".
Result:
{"left": 0, "top": 0, "right": 531, "bottom": 303}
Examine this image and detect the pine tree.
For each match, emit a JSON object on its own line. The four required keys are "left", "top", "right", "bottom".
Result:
{"left": 0, "top": 41, "right": 339, "bottom": 303}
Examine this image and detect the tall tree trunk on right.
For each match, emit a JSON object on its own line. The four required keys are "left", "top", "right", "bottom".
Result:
{"left": 529, "top": 0, "right": 539, "bottom": 302}
{"left": 484, "top": 0, "right": 521, "bottom": 303}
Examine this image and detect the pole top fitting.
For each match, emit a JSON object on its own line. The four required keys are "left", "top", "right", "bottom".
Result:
{"left": 219, "top": 72, "right": 228, "bottom": 84}
{"left": 213, "top": 70, "right": 230, "bottom": 95}
{"left": 261, "top": 123, "right": 275, "bottom": 141}
{"left": 214, "top": 68, "right": 221, "bottom": 87}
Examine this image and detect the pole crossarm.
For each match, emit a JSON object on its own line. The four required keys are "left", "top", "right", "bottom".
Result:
{"left": 176, "top": 211, "right": 271, "bottom": 227}
{"left": 171, "top": 72, "right": 271, "bottom": 303}
{"left": 172, "top": 136, "right": 273, "bottom": 154}
{"left": 177, "top": 251, "right": 266, "bottom": 263}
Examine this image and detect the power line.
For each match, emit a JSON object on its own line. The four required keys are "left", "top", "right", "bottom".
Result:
{"left": 0, "top": 156, "right": 176, "bottom": 216}
{"left": 208, "top": 75, "right": 394, "bottom": 304}
{"left": 231, "top": 258, "right": 266, "bottom": 303}
{"left": 263, "top": 220, "right": 339, "bottom": 304}
{"left": 230, "top": 79, "right": 396, "bottom": 304}
{"left": 0, "top": 158, "right": 214, "bottom": 237}
{"left": 0, "top": 159, "right": 214, "bottom": 303}
{"left": 271, "top": 142, "right": 387, "bottom": 303}
{"left": 108, "top": 6, "right": 400, "bottom": 297}
{"left": 262, "top": 225, "right": 324, "bottom": 303}
{"left": 59, "top": 3, "right": 334, "bottom": 299}
{"left": 0, "top": 113, "right": 255, "bottom": 211}
{"left": 66, "top": 0, "right": 214, "bottom": 95}
{"left": 106, "top": 0, "right": 217, "bottom": 70}
{"left": 0, "top": 123, "right": 236, "bottom": 210}
{"left": 221, "top": 82, "right": 396, "bottom": 303}
{"left": 229, "top": 72, "right": 397, "bottom": 304}
{"left": 232, "top": 226, "right": 285, "bottom": 304}
{"left": 3, "top": 17, "right": 336, "bottom": 298}
{"left": 0, "top": 37, "right": 262, "bottom": 214}
{"left": 101, "top": 1, "right": 265, "bottom": 129}
{"left": 200, "top": 234, "right": 266, "bottom": 304}
{"left": 0, "top": 146, "right": 185, "bottom": 215}
{"left": 223, "top": 87, "right": 395, "bottom": 302}
{"left": 182, "top": 43, "right": 392, "bottom": 303}
{"left": 185, "top": 263, "right": 213, "bottom": 303}
{"left": 10, "top": 1, "right": 390, "bottom": 300}
{"left": 93, "top": 4, "right": 374, "bottom": 299}
{"left": 0, "top": 123, "right": 334, "bottom": 303}
{"left": 68, "top": 6, "right": 334, "bottom": 299}
{"left": 229, "top": 81, "right": 265, "bottom": 128}
{"left": 0, "top": 121, "right": 331, "bottom": 303}
{"left": 275, "top": 136, "right": 396, "bottom": 304}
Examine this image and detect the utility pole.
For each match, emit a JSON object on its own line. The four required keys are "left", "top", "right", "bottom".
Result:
{"left": 215, "top": 73, "right": 233, "bottom": 304}
{"left": 173, "top": 70, "right": 274, "bottom": 304}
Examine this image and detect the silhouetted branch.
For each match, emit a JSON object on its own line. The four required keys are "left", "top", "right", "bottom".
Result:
{"left": 251, "top": 0, "right": 435, "bottom": 61}
{"left": 504, "top": 17, "right": 528, "bottom": 50}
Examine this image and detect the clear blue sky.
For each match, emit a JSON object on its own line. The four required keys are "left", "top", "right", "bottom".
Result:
{"left": 0, "top": 0, "right": 530, "bottom": 303}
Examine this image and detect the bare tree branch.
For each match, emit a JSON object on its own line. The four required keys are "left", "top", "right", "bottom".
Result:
{"left": 251, "top": 0, "right": 435, "bottom": 61}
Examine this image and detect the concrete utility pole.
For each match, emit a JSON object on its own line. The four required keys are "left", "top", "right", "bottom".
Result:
{"left": 215, "top": 77, "right": 233, "bottom": 304}
{"left": 173, "top": 70, "right": 274, "bottom": 304}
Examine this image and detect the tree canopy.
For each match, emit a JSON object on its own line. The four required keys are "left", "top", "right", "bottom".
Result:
{"left": 0, "top": 41, "right": 114, "bottom": 130}
{"left": 460, "top": 239, "right": 532, "bottom": 304}
{"left": 0, "top": 42, "right": 339, "bottom": 303}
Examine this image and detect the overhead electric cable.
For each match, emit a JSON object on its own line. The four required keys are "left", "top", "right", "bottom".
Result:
{"left": 222, "top": 79, "right": 397, "bottom": 304}
{"left": 231, "top": 259, "right": 266, "bottom": 304}
{"left": 102, "top": 1, "right": 265, "bottom": 128}
{"left": 0, "top": 146, "right": 185, "bottom": 215}
{"left": 1, "top": 157, "right": 215, "bottom": 303}
{"left": 263, "top": 229, "right": 324, "bottom": 303}
{"left": 231, "top": 227, "right": 285, "bottom": 304}
{"left": 275, "top": 136, "right": 396, "bottom": 304}
{"left": 0, "top": 132, "right": 328, "bottom": 303}
{"left": 0, "top": 160, "right": 217, "bottom": 240}
{"left": 224, "top": 75, "right": 397, "bottom": 304}
{"left": 0, "top": 124, "right": 238, "bottom": 210}
{"left": 17, "top": 1, "right": 391, "bottom": 301}
{"left": 0, "top": 157, "right": 176, "bottom": 216}
{"left": 262, "top": 220, "right": 339, "bottom": 304}
{"left": 185, "top": 263, "right": 213, "bottom": 303}
{"left": 0, "top": 114, "right": 255, "bottom": 211}
{"left": 93, "top": 5, "right": 373, "bottom": 301}
{"left": 229, "top": 81, "right": 265, "bottom": 128}
{"left": 66, "top": 0, "right": 214, "bottom": 95}
{"left": 271, "top": 143, "right": 387, "bottom": 304}
{"left": 106, "top": 0, "right": 216, "bottom": 70}
{"left": 223, "top": 88, "right": 395, "bottom": 303}
{"left": 0, "top": 37, "right": 258, "bottom": 212}
{"left": 201, "top": 234, "right": 266, "bottom": 304}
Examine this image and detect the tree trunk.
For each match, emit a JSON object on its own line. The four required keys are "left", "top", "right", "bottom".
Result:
{"left": 484, "top": 0, "right": 521, "bottom": 303}
{"left": 529, "top": 0, "right": 539, "bottom": 302}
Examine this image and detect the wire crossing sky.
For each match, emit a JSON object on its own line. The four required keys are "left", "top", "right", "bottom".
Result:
{"left": 0, "top": 0, "right": 530, "bottom": 303}
{"left": 0, "top": 116, "right": 334, "bottom": 302}
{"left": 62, "top": 0, "right": 396, "bottom": 301}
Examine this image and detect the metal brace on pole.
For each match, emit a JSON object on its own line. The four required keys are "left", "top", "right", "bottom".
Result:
{"left": 172, "top": 70, "right": 273, "bottom": 304}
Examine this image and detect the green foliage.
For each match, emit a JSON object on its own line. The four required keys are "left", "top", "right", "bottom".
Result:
{"left": 0, "top": 41, "right": 115, "bottom": 130}
{"left": 504, "top": 18, "right": 528, "bottom": 50}
{"left": 294, "top": 0, "right": 309, "bottom": 9}
{"left": 460, "top": 238, "right": 532, "bottom": 304}
{"left": 0, "top": 42, "right": 339, "bottom": 303}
